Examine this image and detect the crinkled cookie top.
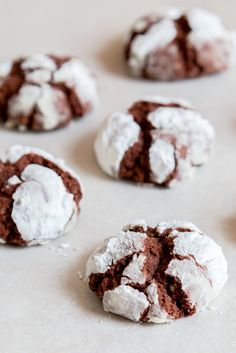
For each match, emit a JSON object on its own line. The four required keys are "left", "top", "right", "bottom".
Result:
{"left": 0, "top": 53, "right": 98, "bottom": 131}
{"left": 94, "top": 96, "right": 214, "bottom": 187}
{"left": 125, "top": 8, "right": 235, "bottom": 80}
{"left": 0, "top": 145, "right": 82, "bottom": 246}
{"left": 86, "top": 220, "right": 228, "bottom": 323}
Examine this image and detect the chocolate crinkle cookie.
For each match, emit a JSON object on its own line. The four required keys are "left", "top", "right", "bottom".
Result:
{"left": 86, "top": 220, "right": 227, "bottom": 323}
{"left": 124, "top": 7, "right": 236, "bottom": 80}
{"left": 0, "top": 145, "right": 82, "bottom": 246}
{"left": 0, "top": 53, "right": 98, "bottom": 131}
{"left": 94, "top": 96, "right": 214, "bottom": 187}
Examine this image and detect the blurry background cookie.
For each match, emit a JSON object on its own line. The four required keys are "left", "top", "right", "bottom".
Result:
{"left": 86, "top": 220, "right": 227, "bottom": 323}
{"left": 95, "top": 96, "right": 214, "bottom": 187}
{"left": 124, "top": 8, "right": 235, "bottom": 80}
{"left": 0, "top": 145, "right": 82, "bottom": 246}
{"left": 0, "top": 53, "right": 98, "bottom": 131}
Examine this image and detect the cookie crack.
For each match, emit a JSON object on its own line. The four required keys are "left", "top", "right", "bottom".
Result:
{"left": 119, "top": 101, "right": 189, "bottom": 185}
{"left": 140, "top": 228, "right": 196, "bottom": 320}
{"left": 0, "top": 61, "right": 25, "bottom": 124}
{"left": 125, "top": 16, "right": 161, "bottom": 61}
{"left": 174, "top": 15, "right": 204, "bottom": 76}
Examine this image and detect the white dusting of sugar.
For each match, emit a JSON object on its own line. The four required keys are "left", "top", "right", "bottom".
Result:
{"left": 87, "top": 220, "right": 227, "bottom": 323}
{"left": 147, "top": 102, "right": 214, "bottom": 183}
{"left": 4, "top": 144, "right": 79, "bottom": 180}
{"left": 26, "top": 69, "right": 52, "bottom": 84}
{"left": 121, "top": 254, "right": 146, "bottom": 285}
{"left": 8, "top": 84, "right": 41, "bottom": 119}
{"left": 0, "top": 61, "right": 12, "bottom": 79}
{"left": 86, "top": 231, "right": 146, "bottom": 277}
{"left": 187, "top": 8, "right": 230, "bottom": 45}
{"left": 146, "top": 282, "right": 171, "bottom": 323}
{"left": 94, "top": 112, "right": 140, "bottom": 177}
{"left": 7, "top": 175, "right": 21, "bottom": 185}
{"left": 149, "top": 139, "right": 175, "bottom": 184}
{"left": 53, "top": 58, "right": 98, "bottom": 109}
{"left": 36, "top": 84, "right": 70, "bottom": 130}
{"left": 21, "top": 53, "right": 56, "bottom": 71}
{"left": 11, "top": 164, "right": 75, "bottom": 246}
{"left": 128, "top": 18, "right": 177, "bottom": 75}
{"left": 103, "top": 285, "right": 149, "bottom": 322}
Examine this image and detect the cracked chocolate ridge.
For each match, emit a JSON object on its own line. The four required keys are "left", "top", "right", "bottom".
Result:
{"left": 0, "top": 56, "right": 84, "bottom": 131}
{"left": 124, "top": 15, "right": 161, "bottom": 60}
{"left": 88, "top": 226, "right": 196, "bottom": 321}
{"left": 0, "top": 153, "right": 82, "bottom": 245}
{"left": 125, "top": 14, "right": 208, "bottom": 79}
{"left": 118, "top": 100, "right": 188, "bottom": 185}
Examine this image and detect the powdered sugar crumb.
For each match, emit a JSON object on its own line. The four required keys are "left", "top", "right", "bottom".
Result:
{"left": 77, "top": 271, "right": 84, "bottom": 280}
{"left": 59, "top": 243, "right": 70, "bottom": 249}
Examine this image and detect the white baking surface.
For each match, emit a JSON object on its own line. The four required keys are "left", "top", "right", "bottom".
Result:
{"left": 0, "top": 0, "right": 235, "bottom": 352}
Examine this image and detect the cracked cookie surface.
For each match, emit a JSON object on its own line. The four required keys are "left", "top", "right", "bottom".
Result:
{"left": 0, "top": 53, "right": 98, "bottom": 131}
{"left": 86, "top": 220, "right": 227, "bottom": 323}
{"left": 125, "top": 8, "right": 235, "bottom": 80}
{"left": 94, "top": 96, "right": 214, "bottom": 187}
{"left": 0, "top": 145, "right": 82, "bottom": 246}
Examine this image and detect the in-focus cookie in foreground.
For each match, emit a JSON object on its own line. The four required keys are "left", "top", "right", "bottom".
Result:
{"left": 0, "top": 53, "right": 98, "bottom": 131}
{"left": 0, "top": 145, "right": 82, "bottom": 246}
{"left": 94, "top": 96, "right": 214, "bottom": 187}
{"left": 86, "top": 220, "right": 227, "bottom": 323}
{"left": 124, "top": 8, "right": 235, "bottom": 80}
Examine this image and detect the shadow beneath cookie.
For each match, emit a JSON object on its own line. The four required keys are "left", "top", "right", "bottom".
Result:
{"left": 62, "top": 247, "right": 132, "bottom": 325}
{"left": 63, "top": 248, "right": 106, "bottom": 318}
{"left": 97, "top": 36, "right": 130, "bottom": 78}
{"left": 222, "top": 215, "right": 236, "bottom": 243}
{"left": 70, "top": 131, "right": 108, "bottom": 181}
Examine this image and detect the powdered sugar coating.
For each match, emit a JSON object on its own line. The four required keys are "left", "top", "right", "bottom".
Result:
{"left": 11, "top": 165, "right": 75, "bottom": 246}
{"left": 128, "top": 18, "right": 177, "bottom": 75}
{"left": 95, "top": 96, "right": 214, "bottom": 186}
{"left": 0, "top": 145, "right": 82, "bottom": 246}
{"left": 125, "top": 7, "right": 235, "bottom": 79}
{"left": 21, "top": 53, "right": 56, "bottom": 71}
{"left": 149, "top": 139, "right": 175, "bottom": 184}
{"left": 7, "top": 175, "right": 21, "bottom": 185}
{"left": 4, "top": 144, "right": 79, "bottom": 180}
{"left": 53, "top": 58, "right": 98, "bottom": 108}
{"left": 8, "top": 84, "right": 41, "bottom": 119}
{"left": 103, "top": 285, "right": 149, "bottom": 322}
{"left": 86, "top": 231, "right": 146, "bottom": 277}
{"left": 142, "top": 95, "right": 192, "bottom": 108}
{"left": 187, "top": 8, "right": 229, "bottom": 45}
{"left": 121, "top": 254, "right": 146, "bottom": 285}
{"left": 87, "top": 220, "right": 227, "bottom": 323}
{"left": 0, "top": 53, "right": 98, "bottom": 131}
{"left": 146, "top": 282, "right": 171, "bottom": 323}
{"left": 148, "top": 105, "right": 214, "bottom": 184}
{"left": 171, "top": 229, "right": 228, "bottom": 300}
{"left": 7, "top": 84, "right": 70, "bottom": 131}
{"left": 94, "top": 112, "right": 140, "bottom": 177}
{"left": 0, "top": 61, "right": 12, "bottom": 80}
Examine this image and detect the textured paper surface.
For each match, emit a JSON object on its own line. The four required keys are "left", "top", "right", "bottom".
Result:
{"left": 0, "top": 0, "right": 235, "bottom": 352}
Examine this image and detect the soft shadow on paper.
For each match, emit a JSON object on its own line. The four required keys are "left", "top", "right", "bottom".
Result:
{"left": 223, "top": 215, "right": 236, "bottom": 243}
{"left": 97, "top": 36, "right": 130, "bottom": 78}
{"left": 70, "top": 131, "right": 107, "bottom": 180}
